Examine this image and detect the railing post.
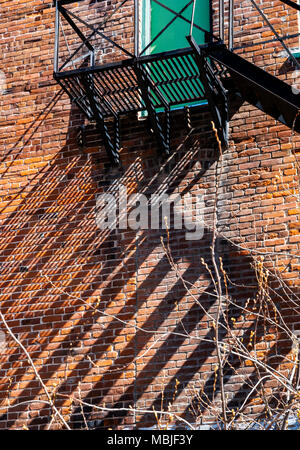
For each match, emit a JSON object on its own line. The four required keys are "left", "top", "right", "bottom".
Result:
{"left": 229, "top": 0, "right": 234, "bottom": 50}
{"left": 190, "top": 0, "right": 197, "bottom": 37}
{"left": 54, "top": 2, "right": 60, "bottom": 73}
{"left": 90, "top": 50, "right": 95, "bottom": 68}
{"left": 134, "top": 0, "right": 139, "bottom": 57}
{"left": 219, "top": 0, "right": 224, "bottom": 41}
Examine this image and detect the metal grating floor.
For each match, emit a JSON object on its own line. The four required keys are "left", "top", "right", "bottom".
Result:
{"left": 54, "top": 48, "right": 206, "bottom": 120}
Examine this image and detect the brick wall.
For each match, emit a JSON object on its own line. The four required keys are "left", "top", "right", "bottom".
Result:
{"left": 0, "top": 0, "right": 299, "bottom": 429}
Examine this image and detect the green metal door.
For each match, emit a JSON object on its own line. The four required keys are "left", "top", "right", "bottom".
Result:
{"left": 142, "top": 0, "right": 211, "bottom": 55}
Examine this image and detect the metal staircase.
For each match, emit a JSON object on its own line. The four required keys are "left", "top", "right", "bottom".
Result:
{"left": 189, "top": 39, "right": 300, "bottom": 136}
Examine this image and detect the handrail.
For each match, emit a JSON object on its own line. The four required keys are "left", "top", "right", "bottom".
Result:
{"left": 209, "top": 0, "right": 300, "bottom": 67}
{"left": 229, "top": 0, "right": 233, "bottom": 50}
{"left": 189, "top": 0, "right": 197, "bottom": 37}
{"left": 54, "top": 0, "right": 300, "bottom": 75}
{"left": 248, "top": 0, "right": 300, "bottom": 69}
{"left": 188, "top": 0, "right": 221, "bottom": 44}
{"left": 278, "top": 0, "right": 300, "bottom": 11}
{"left": 55, "top": 0, "right": 131, "bottom": 73}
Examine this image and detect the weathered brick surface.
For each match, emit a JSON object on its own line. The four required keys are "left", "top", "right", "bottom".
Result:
{"left": 0, "top": 0, "right": 299, "bottom": 429}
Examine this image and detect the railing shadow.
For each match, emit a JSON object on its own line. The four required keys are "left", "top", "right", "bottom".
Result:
{"left": 0, "top": 88, "right": 297, "bottom": 430}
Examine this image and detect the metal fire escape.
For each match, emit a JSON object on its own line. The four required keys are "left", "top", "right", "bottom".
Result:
{"left": 53, "top": 0, "right": 300, "bottom": 166}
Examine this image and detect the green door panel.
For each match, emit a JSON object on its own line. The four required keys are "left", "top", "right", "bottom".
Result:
{"left": 149, "top": 0, "right": 210, "bottom": 54}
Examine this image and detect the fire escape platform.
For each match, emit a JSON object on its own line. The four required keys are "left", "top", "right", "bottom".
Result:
{"left": 54, "top": 47, "right": 207, "bottom": 120}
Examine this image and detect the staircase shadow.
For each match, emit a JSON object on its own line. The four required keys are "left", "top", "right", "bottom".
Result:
{"left": 0, "top": 96, "right": 227, "bottom": 429}
{"left": 0, "top": 87, "right": 297, "bottom": 430}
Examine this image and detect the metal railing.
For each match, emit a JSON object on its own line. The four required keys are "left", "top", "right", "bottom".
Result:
{"left": 54, "top": 0, "right": 300, "bottom": 75}
{"left": 54, "top": 0, "right": 219, "bottom": 74}
{"left": 188, "top": 0, "right": 300, "bottom": 70}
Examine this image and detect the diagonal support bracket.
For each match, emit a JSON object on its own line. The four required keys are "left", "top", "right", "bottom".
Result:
{"left": 81, "top": 74, "right": 120, "bottom": 166}
{"left": 134, "top": 63, "right": 170, "bottom": 157}
{"left": 187, "top": 35, "right": 229, "bottom": 147}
